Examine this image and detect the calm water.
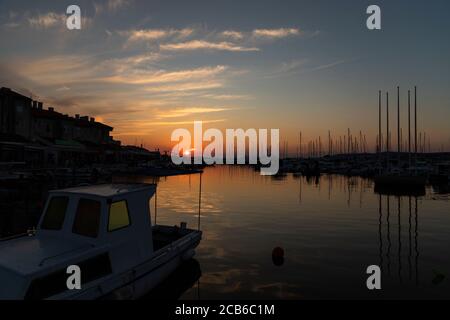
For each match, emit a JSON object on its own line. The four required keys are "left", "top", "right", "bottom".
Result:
{"left": 140, "top": 166, "right": 450, "bottom": 299}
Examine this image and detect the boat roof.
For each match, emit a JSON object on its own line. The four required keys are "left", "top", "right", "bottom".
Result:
{"left": 50, "top": 183, "right": 156, "bottom": 198}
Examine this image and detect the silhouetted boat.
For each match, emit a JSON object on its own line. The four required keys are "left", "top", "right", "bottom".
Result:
{"left": 373, "top": 175, "right": 427, "bottom": 187}
{"left": 374, "top": 174, "right": 426, "bottom": 196}
{"left": 0, "top": 184, "right": 202, "bottom": 299}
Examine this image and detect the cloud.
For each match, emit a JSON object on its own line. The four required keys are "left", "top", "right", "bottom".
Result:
{"left": 108, "top": 0, "right": 132, "bottom": 11}
{"left": 151, "top": 119, "right": 227, "bottom": 126}
{"left": 95, "top": 0, "right": 133, "bottom": 14}
{"left": 26, "top": 11, "right": 93, "bottom": 30}
{"left": 156, "top": 107, "right": 231, "bottom": 118}
{"left": 103, "top": 65, "right": 228, "bottom": 85}
{"left": 310, "top": 59, "right": 348, "bottom": 71}
{"left": 253, "top": 28, "right": 300, "bottom": 38}
{"left": 28, "top": 12, "right": 66, "bottom": 29}
{"left": 263, "top": 59, "right": 308, "bottom": 79}
{"left": 145, "top": 81, "right": 223, "bottom": 93}
{"left": 200, "top": 94, "right": 252, "bottom": 100}
{"left": 101, "top": 53, "right": 166, "bottom": 73}
{"left": 121, "top": 28, "right": 194, "bottom": 42}
{"left": 56, "top": 86, "right": 71, "bottom": 92}
{"left": 21, "top": 55, "right": 97, "bottom": 85}
{"left": 221, "top": 30, "right": 244, "bottom": 40}
{"left": 2, "top": 22, "right": 20, "bottom": 29}
{"left": 160, "top": 40, "right": 259, "bottom": 52}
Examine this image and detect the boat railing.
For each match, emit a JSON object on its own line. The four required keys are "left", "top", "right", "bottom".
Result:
{"left": 0, "top": 233, "right": 28, "bottom": 242}
{"left": 152, "top": 231, "right": 201, "bottom": 261}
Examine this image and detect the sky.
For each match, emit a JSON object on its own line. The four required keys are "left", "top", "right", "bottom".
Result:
{"left": 1, "top": 0, "right": 449, "bottom": 153}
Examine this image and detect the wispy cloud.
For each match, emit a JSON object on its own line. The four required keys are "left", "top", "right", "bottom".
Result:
{"left": 200, "top": 94, "right": 252, "bottom": 100}
{"left": 253, "top": 28, "right": 300, "bottom": 38}
{"left": 28, "top": 12, "right": 66, "bottom": 29}
{"left": 95, "top": 0, "right": 133, "bottom": 14}
{"left": 266, "top": 58, "right": 350, "bottom": 79}
{"left": 264, "top": 59, "right": 308, "bottom": 79}
{"left": 101, "top": 53, "right": 166, "bottom": 73}
{"left": 2, "top": 22, "right": 20, "bottom": 29}
{"left": 310, "top": 59, "right": 348, "bottom": 71}
{"left": 26, "top": 11, "right": 93, "bottom": 30}
{"left": 145, "top": 81, "right": 223, "bottom": 93}
{"left": 221, "top": 30, "right": 244, "bottom": 40}
{"left": 121, "top": 28, "right": 194, "bottom": 42}
{"left": 103, "top": 65, "right": 228, "bottom": 85}
{"left": 157, "top": 107, "right": 231, "bottom": 118}
{"left": 151, "top": 119, "right": 227, "bottom": 126}
{"left": 160, "top": 40, "right": 259, "bottom": 52}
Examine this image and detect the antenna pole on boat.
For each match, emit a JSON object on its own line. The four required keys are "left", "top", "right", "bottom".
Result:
{"left": 198, "top": 172, "right": 203, "bottom": 231}
{"left": 154, "top": 186, "right": 157, "bottom": 225}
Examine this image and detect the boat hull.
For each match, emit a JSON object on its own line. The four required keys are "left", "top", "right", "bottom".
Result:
{"left": 54, "top": 231, "right": 201, "bottom": 300}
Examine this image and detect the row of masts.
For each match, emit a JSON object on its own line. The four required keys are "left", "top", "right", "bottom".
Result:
{"left": 280, "top": 86, "right": 448, "bottom": 159}
{"left": 282, "top": 133, "right": 438, "bottom": 159}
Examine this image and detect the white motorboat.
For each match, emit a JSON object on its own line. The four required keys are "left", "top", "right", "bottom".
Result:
{"left": 0, "top": 183, "right": 202, "bottom": 300}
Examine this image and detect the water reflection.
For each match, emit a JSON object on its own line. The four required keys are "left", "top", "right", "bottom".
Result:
{"left": 143, "top": 259, "right": 202, "bottom": 300}
{"left": 377, "top": 195, "right": 420, "bottom": 286}
{"left": 1, "top": 166, "right": 450, "bottom": 299}
{"left": 138, "top": 167, "right": 450, "bottom": 299}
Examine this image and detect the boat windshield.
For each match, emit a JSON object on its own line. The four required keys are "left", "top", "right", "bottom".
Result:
{"left": 41, "top": 196, "right": 69, "bottom": 230}
{"left": 72, "top": 198, "right": 101, "bottom": 238}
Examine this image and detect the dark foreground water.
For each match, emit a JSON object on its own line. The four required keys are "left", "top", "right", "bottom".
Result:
{"left": 1, "top": 165, "right": 449, "bottom": 299}
{"left": 140, "top": 166, "right": 450, "bottom": 299}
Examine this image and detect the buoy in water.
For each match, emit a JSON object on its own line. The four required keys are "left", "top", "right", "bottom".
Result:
{"left": 272, "top": 246, "right": 284, "bottom": 266}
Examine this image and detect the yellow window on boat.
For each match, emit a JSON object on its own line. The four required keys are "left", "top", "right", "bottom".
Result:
{"left": 108, "top": 200, "right": 130, "bottom": 231}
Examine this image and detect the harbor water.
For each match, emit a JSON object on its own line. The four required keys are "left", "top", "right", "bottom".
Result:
{"left": 1, "top": 165, "right": 449, "bottom": 299}
{"left": 141, "top": 166, "right": 450, "bottom": 299}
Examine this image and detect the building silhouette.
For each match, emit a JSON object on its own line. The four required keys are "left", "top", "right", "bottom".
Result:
{"left": 0, "top": 87, "right": 157, "bottom": 167}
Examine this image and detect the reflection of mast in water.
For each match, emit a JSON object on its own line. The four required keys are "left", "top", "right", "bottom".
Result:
{"left": 378, "top": 194, "right": 383, "bottom": 270}
{"left": 359, "top": 179, "right": 363, "bottom": 208}
{"left": 397, "top": 197, "right": 402, "bottom": 283}
{"left": 386, "top": 196, "right": 391, "bottom": 275}
{"left": 347, "top": 180, "right": 351, "bottom": 207}
{"left": 415, "top": 197, "right": 419, "bottom": 285}
{"left": 378, "top": 194, "right": 420, "bottom": 285}
{"left": 197, "top": 173, "right": 203, "bottom": 231}
{"left": 299, "top": 176, "right": 302, "bottom": 204}
{"left": 328, "top": 175, "right": 332, "bottom": 201}
{"left": 408, "top": 196, "right": 412, "bottom": 281}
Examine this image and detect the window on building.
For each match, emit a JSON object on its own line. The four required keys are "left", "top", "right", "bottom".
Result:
{"left": 72, "top": 198, "right": 101, "bottom": 238}
{"left": 41, "top": 196, "right": 69, "bottom": 230}
{"left": 108, "top": 200, "right": 130, "bottom": 232}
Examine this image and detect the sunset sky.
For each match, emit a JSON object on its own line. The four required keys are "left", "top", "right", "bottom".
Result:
{"left": 1, "top": 0, "right": 449, "bottom": 153}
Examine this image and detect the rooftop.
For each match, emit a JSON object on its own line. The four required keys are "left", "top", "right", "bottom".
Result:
{"left": 51, "top": 183, "right": 156, "bottom": 197}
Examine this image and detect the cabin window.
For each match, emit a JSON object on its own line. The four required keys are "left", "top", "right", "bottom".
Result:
{"left": 41, "top": 196, "right": 69, "bottom": 230}
{"left": 72, "top": 198, "right": 101, "bottom": 238}
{"left": 108, "top": 200, "right": 131, "bottom": 232}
